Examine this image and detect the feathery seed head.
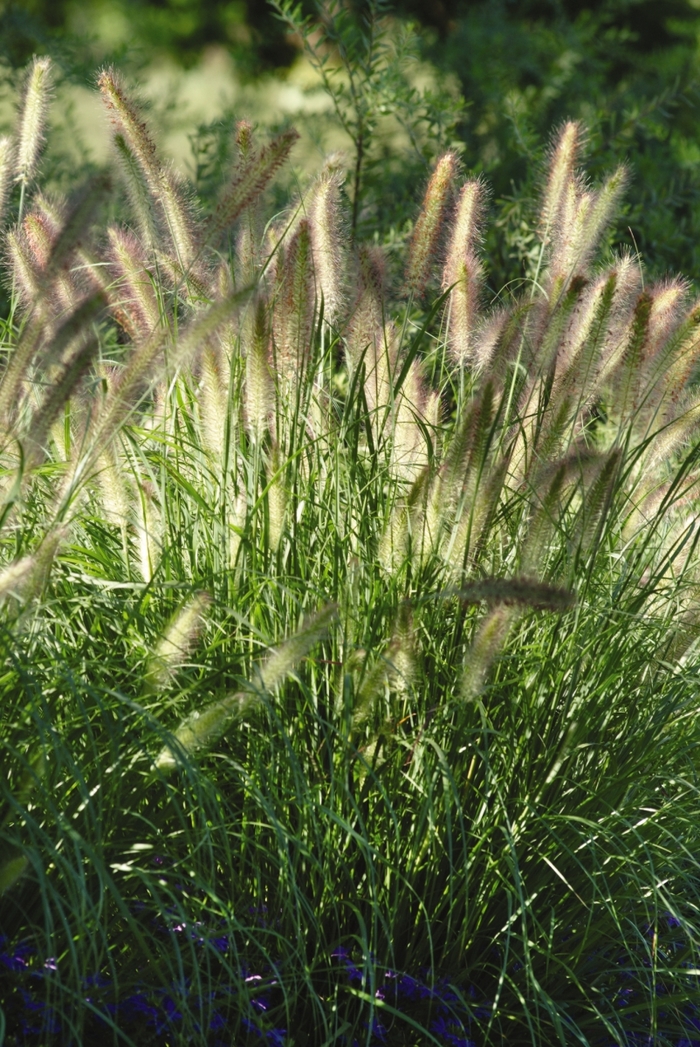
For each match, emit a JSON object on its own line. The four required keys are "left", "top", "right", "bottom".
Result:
{"left": 23, "top": 209, "right": 56, "bottom": 269}
{"left": 5, "top": 228, "right": 41, "bottom": 305}
{"left": 98, "top": 68, "right": 160, "bottom": 185}
{"left": 272, "top": 217, "right": 315, "bottom": 383}
{"left": 244, "top": 296, "right": 273, "bottom": 443}
{"left": 443, "top": 177, "right": 487, "bottom": 286}
{"left": 113, "top": 133, "right": 158, "bottom": 248}
{"left": 308, "top": 170, "right": 346, "bottom": 324}
{"left": 99, "top": 69, "right": 198, "bottom": 270}
{"left": 199, "top": 343, "right": 231, "bottom": 459}
{"left": 0, "top": 556, "right": 36, "bottom": 602}
{"left": 153, "top": 692, "right": 248, "bottom": 773}
{"left": 235, "top": 119, "right": 254, "bottom": 157}
{"left": 0, "top": 136, "right": 15, "bottom": 226}
{"left": 107, "top": 226, "right": 160, "bottom": 341}
{"left": 461, "top": 604, "right": 518, "bottom": 701}
{"left": 445, "top": 255, "right": 485, "bottom": 367}
{"left": 96, "top": 449, "right": 132, "bottom": 529}
{"left": 147, "top": 592, "right": 212, "bottom": 692}
{"left": 379, "top": 502, "right": 409, "bottom": 573}
{"left": 267, "top": 444, "right": 287, "bottom": 554}
{"left": 134, "top": 481, "right": 161, "bottom": 584}
{"left": 254, "top": 603, "right": 338, "bottom": 694}
{"left": 403, "top": 151, "right": 459, "bottom": 299}
{"left": 206, "top": 127, "right": 299, "bottom": 247}
{"left": 16, "top": 527, "right": 66, "bottom": 606}
{"left": 442, "top": 178, "right": 487, "bottom": 366}
{"left": 539, "top": 121, "right": 582, "bottom": 243}
{"left": 15, "top": 56, "right": 52, "bottom": 189}
{"left": 345, "top": 244, "right": 388, "bottom": 373}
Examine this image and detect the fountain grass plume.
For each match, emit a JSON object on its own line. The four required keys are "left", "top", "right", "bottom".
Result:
{"left": 154, "top": 603, "right": 337, "bottom": 772}
{"left": 106, "top": 226, "right": 161, "bottom": 341}
{"left": 271, "top": 217, "right": 315, "bottom": 385}
{"left": 539, "top": 120, "right": 582, "bottom": 254}
{"left": 245, "top": 295, "right": 274, "bottom": 443}
{"left": 266, "top": 443, "right": 287, "bottom": 553}
{"left": 0, "top": 136, "right": 14, "bottom": 228}
{"left": 146, "top": 591, "right": 212, "bottom": 692}
{"left": 14, "top": 56, "right": 52, "bottom": 214}
{"left": 113, "top": 132, "right": 159, "bottom": 249}
{"left": 443, "top": 178, "right": 487, "bottom": 366}
{"left": 98, "top": 68, "right": 200, "bottom": 277}
{"left": 205, "top": 126, "right": 299, "bottom": 250}
{"left": 308, "top": 168, "right": 347, "bottom": 325}
{"left": 403, "top": 151, "right": 459, "bottom": 299}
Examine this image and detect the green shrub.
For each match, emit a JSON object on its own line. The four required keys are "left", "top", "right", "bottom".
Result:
{"left": 1, "top": 44, "right": 700, "bottom": 1047}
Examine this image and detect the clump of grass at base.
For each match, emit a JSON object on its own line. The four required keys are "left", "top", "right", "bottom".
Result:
{"left": 1, "top": 28, "right": 700, "bottom": 1047}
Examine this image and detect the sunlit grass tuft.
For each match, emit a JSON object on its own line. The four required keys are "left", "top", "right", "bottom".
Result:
{"left": 1, "top": 30, "right": 700, "bottom": 1047}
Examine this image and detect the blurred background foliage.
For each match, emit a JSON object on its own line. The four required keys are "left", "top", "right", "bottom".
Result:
{"left": 3, "top": 0, "right": 700, "bottom": 289}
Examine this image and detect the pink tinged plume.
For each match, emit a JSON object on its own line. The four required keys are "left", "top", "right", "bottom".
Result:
{"left": 403, "top": 151, "right": 459, "bottom": 300}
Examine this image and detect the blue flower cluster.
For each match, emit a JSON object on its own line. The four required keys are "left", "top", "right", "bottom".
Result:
{"left": 0, "top": 929, "right": 481, "bottom": 1046}
{"left": 1, "top": 907, "right": 699, "bottom": 1045}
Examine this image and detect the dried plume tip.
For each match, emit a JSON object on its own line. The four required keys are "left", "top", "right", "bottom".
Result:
{"left": 403, "top": 151, "right": 458, "bottom": 300}
{"left": 14, "top": 56, "right": 53, "bottom": 191}
{"left": 455, "top": 577, "right": 576, "bottom": 613}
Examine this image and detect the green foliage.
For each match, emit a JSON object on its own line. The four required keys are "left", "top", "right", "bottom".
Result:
{"left": 270, "top": 0, "right": 465, "bottom": 240}
{"left": 2, "top": 31, "right": 700, "bottom": 1047}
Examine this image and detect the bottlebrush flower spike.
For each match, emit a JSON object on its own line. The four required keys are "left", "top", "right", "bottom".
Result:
{"left": 107, "top": 226, "right": 161, "bottom": 342}
{"left": 266, "top": 443, "right": 287, "bottom": 554}
{"left": 245, "top": 296, "right": 273, "bottom": 444}
{"left": 308, "top": 169, "right": 346, "bottom": 324}
{"left": 539, "top": 121, "right": 582, "bottom": 248}
{"left": 146, "top": 592, "right": 211, "bottom": 692}
{"left": 205, "top": 126, "right": 299, "bottom": 249}
{"left": 549, "top": 166, "right": 627, "bottom": 281}
{"left": 392, "top": 358, "right": 433, "bottom": 483}
{"left": 403, "top": 151, "right": 458, "bottom": 299}
{"left": 0, "top": 137, "right": 14, "bottom": 227}
{"left": 97, "top": 68, "right": 161, "bottom": 197}
{"left": 5, "top": 227, "right": 41, "bottom": 306}
{"left": 443, "top": 178, "right": 487, "bottom": 366}
{"left": 113, "top": 133, "right": 158, "bottom": 249}
{"left": 14, "top": 56, "right": 52, "bottom": 196}
{"left": 199, "top": 343, "right": 231, "bottom": 459}
{"left": 154, "top": 603, "right": 337, "bottom": 773}
{"left": 345, "top": 244, "right": 388, "bottom": 376}
{"left": 98, "top": 68, "right": 199, "bottom": 272}
{"left": 461, "top": 604, "right": 519, "bottom": 701}
{"left": 444, "top": 178, "right": 486, "bottom": 274}
{"left": 272, "top": 217, "right": 315, "bottom": 385}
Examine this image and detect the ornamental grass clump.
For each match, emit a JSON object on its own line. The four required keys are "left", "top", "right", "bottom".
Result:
{"left": 3, "top": 37, "right": 700, "bottom": 1047}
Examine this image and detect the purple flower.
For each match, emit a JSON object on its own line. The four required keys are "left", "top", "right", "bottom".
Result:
{"left": 429, "top": 1014, "right": 476, "bottom": 1047}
